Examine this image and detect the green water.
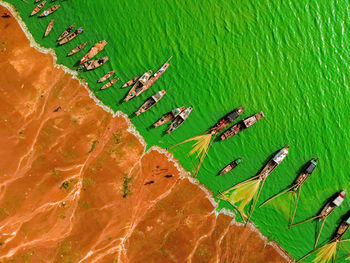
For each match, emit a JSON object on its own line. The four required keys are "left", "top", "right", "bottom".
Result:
{"left": 4, "top": 0, "right": 350, "bottom": 261}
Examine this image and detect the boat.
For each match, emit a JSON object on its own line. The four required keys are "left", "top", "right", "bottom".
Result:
{"left": 153, "top": 106, "right": 186, "bottom": 127}
{"left": 98, "top": 70, "right": 115, "bottom": 83}
{"left": 35, "top": 0, "right": 40, "bottom": 2}
{"left": 258, "top": 145, "right": 290, "bottom": 179}
{"left": 80, "top": 40, "right": 107, "bottom": 64}
{"left": 124, "top": 70, "right": 153, "bottom": 101}
{"left": 319, "top": 191, "right": 346, "bottom": 220}
{"left": 220, "top": 112, "right": 265, "bottom": 140}
{"left": 100, "top": 78, "right": 119, "bottom": 90}
{"left": 134, "top": 56, "right": 172, "bottom": 96}
{"left": 30, "top": 0, "right": 46, "bottom": 16}
{"left": 218, "top": 158, "right": 243, "bottom": 175}
{"left": 210, "top": 106, "right": 245, "bottom": 135}
{"left": 121, "top": 76, "right": 141, "bottom": 88}
{"left": 335, "top": 215, "right": 350, "bottom": 240}
{"left": 167, "top": 106, "right": 193, "bottom": 134}
{"left": 81, "top": 56, "right": 109, "bottom": 71}
{"left": 39, "top": 5, "right": 60, "bottom": 17}
{"left": 44, "top": 19, "right": 54, "bottom": 37}
{"left": 57, "top": 24, "right": 75, "bottom": 41}
{"left": 67, "top": 42, "right": 87, "bottom": 56}
{"left": 291, "top": 158, "right": 318, "bottom": 192}
{"left": 135, "top": 90, "right": 166, "bottom": 116}
{"left": 58, "top": 27, "right": 83, "bottom": 45}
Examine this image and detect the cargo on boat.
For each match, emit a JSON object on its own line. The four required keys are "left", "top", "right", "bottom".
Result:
{"left": 58, "top": 27, "right": 83, "bottom": 45}
{"left": 80, "top": 56, "right": 109, "bottom": 71}
{"left": 121, "top": 76, "right": 140, "bottom": 88}
{"left": 135, "top": 90, "right": 166, "bottom": 116}
{"left": 319, "top": 191, "right": 346, "bottom": 220}
{"left": 153, "top": 106, "right": 186, "bottom": 127}
{"left": 100, "top": 78, "right": 119, "bottom": 90}
{"left": 218, "top": 158, "right": 243, "bottom": 175}
{"left": 80, "top": 40, "right": 107, "bottom": 64}
{"left": 210, "top": 106, "right": 245, "bottom": 135}
{"left": 220, "top": 111, "right": 265, "bottom": 140}
{"left": 167, "top": 106, "right": 193, "bottom": 134}
{"left": 44, "top": 19, "right": 54, "bottom": 37}
{"left": 57, "top": 24, "right": 75, "bottom": 41}
{"left": 98, "top": 70, "right": 115, "bottom": 83}
{"left": 39, "top": 5, "right": 60, "bottom": 17}
{"left": 67, "top": 42, "right": 87, "bottom": 56}
{"left": 30, "top": 0, "right": 46, "bottom": 16}
{"left": 124, "top": 70, "right": 152, "bottom": 102}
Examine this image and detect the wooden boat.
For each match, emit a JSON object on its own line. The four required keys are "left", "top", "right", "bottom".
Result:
{"left": 58, "top": 27, "right": 83, "bottom": 45}
{"left": 167, "top": 106, "right": 193, "bottom": 134}
{"left": 124, "top": 70, "right": 152, "bottom": 102}
{"left": 98, "top": 70, "right": 115, "bottom": 83}
{"left": 36, "top": 0, "right": 40, "bottom": 2}
{"left": 134, "top": 56, "right": 172, "bottom": 97}
{"left": 210, "top": 106, "right": 245, "bottom": 135}
{"left": 257, "top": 145, "right": 290, "bottom": 179}
{"left": 39, "top": 4, "right": 60, "bottom": 17}
{"left": 220, "top": 112, "right": 265, "bottom": 140}
{"left": 57, "top": 24, "right": 75, "bottom": 41}
{"left": 67, "top": 42, "right": 87, "bottom": 56}
{"left": 319, "top": 191, "right": 346, "bottom": 220}
{"left": 135, "top": 90, "right": 166, "bottom": 116}
{"left": 218, "top": 158, "right": 243, "bottom": 175}
{"left": 80, "top": 40, "right": 107, "bottom": 64}
{"left": 153, "top": 106, "right": 186, "bottom": 127}
{"left": 82, "top": 56, "right": 109, "bottom": 71}
{"left": 44, "top": 19, "right": 54, "bottom": 37}
{"left": 30, "top": 0, "right": 46, "bottom": 16}
{"left": 121, "top": 76, "right": 140, "bottom": 88}
{"left": 335, "top": 215, "right": 350, "bottom": 240}
{"left": 100, "top": 78, "right": 119, "bottom": 90}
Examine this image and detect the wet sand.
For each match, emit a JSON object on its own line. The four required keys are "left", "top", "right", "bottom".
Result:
{"left": 0, "top": 5, "right": 292, "bottom": 263}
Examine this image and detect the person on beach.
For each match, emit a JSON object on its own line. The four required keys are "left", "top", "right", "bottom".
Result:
{"left": 2, "top": 12, "right": 11, "bottom": 18}
{"left": 145, "top": 180, "right": 155, "bottom": 185}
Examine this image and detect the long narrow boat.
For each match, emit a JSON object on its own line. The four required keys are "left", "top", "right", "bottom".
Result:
{"left": 57, "top": 24, "right": 75, "bottom": 41}
{"left": 30, "top": 0, "right": 46, "bottom": 16}
{"left": 167, "top": 107, "right": 193, "bottom": 134}
{"left": 220, "top": 112, "right": 265, "bottom": 140}
{"left": 258, "top": 146, "right": 290, "bottom": 179}
{"left": 81, "top": 57, "right": 109, "bottom": 71}
{"left": 218, "top": 158, "right": 243, "bottom": 175}
{"left": 153, "top": 106, "right": 186, "bottom": 127}
{"left": 58, "top": 27, "right": 83, "bottom": 45}
{"left": 335, "top": 215, "right": 350, "bottom": 240}
{"left": 35, "top": 0, "right": 41, "bottom": 2}
{"left": 135, "top": 90, "right": 166, "bottom": 116}
{"left": 134, "top": 56, "right": 172, "bottom": 97}
{"left": 67, "top": 42, "right": 87, "bottom": 56}
{"left": 43, "top": 19, "right": 54, "bottom": 37}
{"left": 100, "top": 78, "right": 119, "bottom": 90}
{"left": 98, "top": 70, "right": 115, "bottom": 83}
{"left": 124, "top": 70, "right": 152, "bottom": 101}
{"left": 121, "top": 76, "right": 141, "bottom": 88}
{"left": 210, "top": 106, "right": 245, "bottom": 135}
{"left": 80, "top": 40, "right": 107, "bottom": 64}
{"left": 39, "top": 4, "right": 60, "bottom": 17}
{"left": 319, "top": 191, "right": 346, "bottom": 220}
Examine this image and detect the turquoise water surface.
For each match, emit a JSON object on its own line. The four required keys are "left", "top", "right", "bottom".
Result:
{"left": 4, "top": 0, "right": 350, "bottom": 261}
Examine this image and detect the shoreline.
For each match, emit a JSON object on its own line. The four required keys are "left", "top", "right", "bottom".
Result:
{"left": 0, "top": 2, "right": 294, "bottom": 262}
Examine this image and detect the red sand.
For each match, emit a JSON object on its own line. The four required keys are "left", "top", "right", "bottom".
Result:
{"left": 0, "top": 6, "right": 291, "bottom": 262}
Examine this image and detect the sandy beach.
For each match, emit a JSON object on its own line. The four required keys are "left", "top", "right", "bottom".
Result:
{"left": 0, "top": 5, "right": 292, "bottom": 262}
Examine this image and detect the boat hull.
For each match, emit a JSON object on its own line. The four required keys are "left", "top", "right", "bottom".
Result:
{"left": 135, "top": 90, "right": 166, "bottom": 116}
{"left": 98, "top": 70, "right": 115, "bottom": 83}
{"left": 67, "top": 42, "right": 87, "bottom": 56}
{"left": 100, "top": 78, "right": 119, "bottom": 90}
{"left": 44, "top": 19, "right": 54, "bottom": 37}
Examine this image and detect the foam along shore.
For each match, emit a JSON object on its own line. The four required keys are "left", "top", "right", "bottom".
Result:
{"left": 0, "top": 3, "right": 293, "bottom": 262}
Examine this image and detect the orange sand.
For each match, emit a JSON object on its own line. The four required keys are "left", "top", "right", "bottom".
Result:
{"left": 0, "top": 6, "right": 291, "bottom": 263}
